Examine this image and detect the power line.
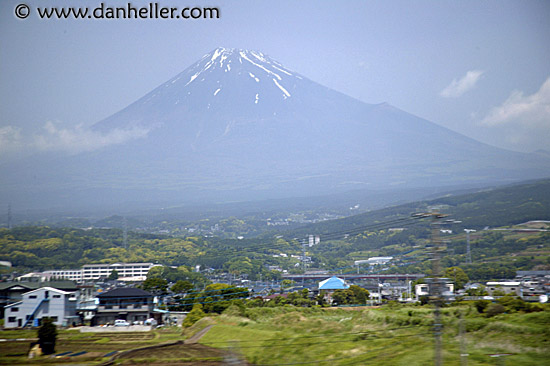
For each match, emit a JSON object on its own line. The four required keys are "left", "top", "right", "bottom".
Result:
{"left": 196, "top": 215, "right": 428, "bottom": 261}
{"left": 307, "top": 216, "right": 424, "bottom": 241}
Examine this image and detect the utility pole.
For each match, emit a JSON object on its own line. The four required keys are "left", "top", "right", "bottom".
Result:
{"left": 459, "top": 310, "right": 468, "bottom": 366}
{"left": 431, "top": 211, "right": 445, "bottom": 366}
{"left": 301, "top": 237, "right": 307, "bottom": 287}
{"left": 378, "top": 276, "right": 382, "bottom": 305}
{"left": 464, "top": 229, "right": 476, "bottom": 264}
{"left": 416, "top": 210, "right": 448, "bottom": 366}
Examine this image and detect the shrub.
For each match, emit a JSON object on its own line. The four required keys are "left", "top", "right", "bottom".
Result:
{"left": 37, "top": 317, "right": 57, "bottom": 355}
{"left": 474, "top": 300, "right": 491, "bottom": 313}
{"left": 465, "top": 318, "right": 489, "bottom": 331}
{"left": 485, "top": 303, "right": 506, "bottom": 318}
{"left": 223, "top": 303, "right": 246, "bottom": 318}
{"left": 182, "top": 304, "right": 206, "bottom": 327}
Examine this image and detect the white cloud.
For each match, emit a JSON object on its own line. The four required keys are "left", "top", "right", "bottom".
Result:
{"left": 0, "top": 126, "right": 24, "bottom": 154}
{"left": 479, "top": 77, "right": 550, "bottom": 152}
{"left": 0, "top": 122, "right": 150, "bottom": 157}
{"left": 440, "top": 70, "right": 484, "bottom": 98}
{"left": 481, "top": 77, "right": 550, "bottom": 128}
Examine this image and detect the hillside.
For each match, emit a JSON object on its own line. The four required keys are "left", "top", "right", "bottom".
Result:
{"left": 281, "top": 178, "right": 550, "bottom": 239}
{"left": 1, "top": 179, "right": 549, "bottom": 283}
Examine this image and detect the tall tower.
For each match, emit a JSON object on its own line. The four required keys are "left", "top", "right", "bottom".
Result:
{"left": 464, "top": 229, "right": 476, "bottom": 264}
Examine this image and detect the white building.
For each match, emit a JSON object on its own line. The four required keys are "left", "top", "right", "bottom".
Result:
{"left": 415, "top": 283, "right": 454, "bottom": 299}
{"left": 41, "top": 263, "right": 161, "bottom": 283}
{"left": 354, "top": 257, "right": 393, "bottom": 266}
{"left": 485, "top": 281, "right": 522, "bottom": 297}
{"left": 4, "top": 287, "right": 78, "bottom": 328}
{"left": 82, "top": 263, "right": 160, "bottom": 281}
{"left": 44, "top": 269, "right": 83, "bottom": 282}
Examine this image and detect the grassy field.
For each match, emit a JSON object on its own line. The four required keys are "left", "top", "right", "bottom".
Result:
{"left": 1, "top": 303, "right": 549, "bottom": 365}
{"left": 0, "top": 327, "right": 185, "bottom": 365}
{"left": 193, "top": 304, "right": 550, "bottom": 365}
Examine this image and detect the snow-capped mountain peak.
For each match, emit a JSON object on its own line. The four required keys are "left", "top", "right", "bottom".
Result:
{"left": 92, "top": 47, "right": 308, "bottom": 134}
{"left": 169, "top": 48, "right": 298, "bottom": 101}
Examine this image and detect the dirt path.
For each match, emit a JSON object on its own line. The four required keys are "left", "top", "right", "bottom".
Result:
{"left": 185, "top": 325, "right": 214, "bottom": 344}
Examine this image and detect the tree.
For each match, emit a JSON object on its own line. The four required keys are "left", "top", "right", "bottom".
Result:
{"left": 349, "top": 285, "right": 370, "bottom": 304}
{"left": 465, "top": 285, "right": 488, "bottom": 296}
{"left": 182, "top": 304, "right": 206, "bottom": 327}
{"left": 444, "top": 266, "right": 469, "bottom": 290}
{"left": 140, "top": 277, "right": 168, "bottom": 295}
{"left": 171, "top": 280, "right": 194, "bottom": 294}
{"left": 37, "top": 317, "right": 57, "bottom": 355}
{"left": 201, "top": 284, "right": 248, "bottom": 314}
{"left": 332, "top": 289, "right": 354, "bottom": 305}
{"left": 107, "top": 269, "right": 119, "bottom": 281}
{"left": 282, "top": 279, "right": 295, "bottom": 288}
{"left": 332, "top": 286, "right": 370, "bottom": 306}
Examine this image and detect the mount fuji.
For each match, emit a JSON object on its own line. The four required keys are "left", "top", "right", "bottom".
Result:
{"left": 3, "top": 47, "right": 550, "bottom": 209}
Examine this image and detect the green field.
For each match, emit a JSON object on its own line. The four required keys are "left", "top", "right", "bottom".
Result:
{"left": 1, "top": 302, "right": 549, "bottom": 365}
{"left": 194, "top": 304, "right": 550, "bottom": 365}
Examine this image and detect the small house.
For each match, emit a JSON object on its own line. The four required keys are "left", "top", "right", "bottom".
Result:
{"left": 318, "top": 276, "right": 349, "bottom": 304}
{"left": 93, "top": 287, "right": 154, "bottom": 325}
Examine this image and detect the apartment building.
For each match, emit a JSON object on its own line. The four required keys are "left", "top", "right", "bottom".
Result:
{"left": 44, "top": 269, "right": 83, "bottom": 282}
{"left": 43, "top": 263, "right": 160, "bottom": 283}
{"left": 82, "top": 263, "right": 160, "bottom": 281}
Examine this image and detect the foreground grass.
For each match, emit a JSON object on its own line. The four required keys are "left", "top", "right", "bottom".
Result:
{"left": 2, "top": 304, "right": 548, "bottom": 365}
{"left": 195, "top": 304, "right": 550, "bottom": 365}
{"left": 0, "top": 327, "right": 184, "bottom": 365}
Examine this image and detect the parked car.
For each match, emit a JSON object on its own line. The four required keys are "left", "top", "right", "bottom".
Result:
{"left": 145, "top": 318, "right": 157, "bottom": 327}
{"left": 114, "top": 319, "right": 130, "bottom": 326}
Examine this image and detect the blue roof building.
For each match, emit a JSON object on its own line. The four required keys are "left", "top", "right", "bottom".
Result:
{"left": 319, "top": 276, "right": 349, "bottom": 290}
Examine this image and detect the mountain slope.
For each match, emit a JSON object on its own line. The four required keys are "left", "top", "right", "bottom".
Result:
{"left": 280, "top": 178, "right": 550, "bottom": 239}
{"left": 2, "top": 48, "right": 550, "bottom": 210}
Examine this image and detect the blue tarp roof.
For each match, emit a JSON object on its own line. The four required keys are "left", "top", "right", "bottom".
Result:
{"left": 319, "top": 276, "right": 349, "bottom": 290}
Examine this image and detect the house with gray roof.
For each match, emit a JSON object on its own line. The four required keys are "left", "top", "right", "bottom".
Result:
{"left": 0, "top": 280, "right": 77, "bottom": 319}
{"left": 93, "top": 287, "right": 154, "bottom": 325}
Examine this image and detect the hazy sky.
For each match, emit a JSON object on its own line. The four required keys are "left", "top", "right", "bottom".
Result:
{"left": 1, "top": 0, "right": 549, "bottom": 156}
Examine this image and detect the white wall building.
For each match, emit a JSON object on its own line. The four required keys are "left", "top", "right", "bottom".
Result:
{"left": 44, "top": 269, "right": 83, "bottom": 282}
{"left": 41, "top": 263, "right": 160, "bottom": 283}
{"left": 354, "top": 257, "right": 393, "bottom": 266}
{"left": 415, "top": 283, "right": 454, "bottom": 299}
{"left": 486, "top": 281, "right": 522, "bottom": 297}
{"left": 82, "top": 263, "right": 160, "bottom": 281}
{"left": 4, "top": 287, "right": 78, "bottom": 328}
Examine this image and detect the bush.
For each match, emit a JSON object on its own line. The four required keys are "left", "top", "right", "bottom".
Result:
{"left": 474, "top": 300, "right": 491, "bottom": 313}
{"left": 182, "top": 304, "right": 206, "bottom": 327}
{"left": 223, "top": 302, "right": 246, "bottom": 317}
{"left": 37, "top": 317, "right": 57, "bottom": 355}
{"left": 485, "top": 303, "right": 506, "bottom": 318}
{"left": 419, "top": 296, "right": 430, "bottom": 306}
